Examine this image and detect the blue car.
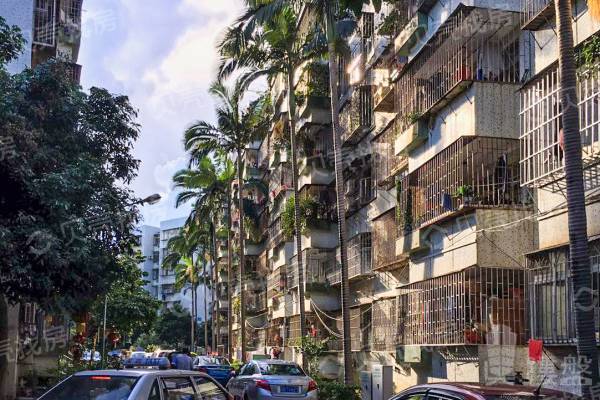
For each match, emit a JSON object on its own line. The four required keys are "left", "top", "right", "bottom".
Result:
{"left": 193, "top": 356, "right": 234, "bottom": 385}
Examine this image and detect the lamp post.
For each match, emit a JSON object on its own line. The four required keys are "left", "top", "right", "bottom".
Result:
{"left": 101, "top": 193, "right": 161, "bottom": 368}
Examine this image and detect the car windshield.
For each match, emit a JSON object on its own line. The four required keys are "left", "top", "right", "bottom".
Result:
{"left": 197, "top": 356, "right": 229, "bottom": 366}
{"left": 41, "top": 375, "right": 138, "bottom": 400}
{"left": 258, "top": 363, "right": 305, "bottom": 376}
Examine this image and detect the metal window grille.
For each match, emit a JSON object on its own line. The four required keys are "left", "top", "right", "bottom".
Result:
{"left": 372, "top": 210, "right": 400, "bottom": 269}
{"left": 397, "top": 136, "right": 526, "bottom": 231}
{"left": 521, "top": 0, "right": 553, "bottom": 29}
{"left": 340, "top": 86, "right": 374, "bottom": 144}
{"left": 34, "top": 0, "right": 56, "bottom": 46}
{"left": 299, "top": 185, "right": 337, "bottom": 224}
{"left": 64, "top": 0, "right": 82, "bottom": 24}
{"left": 350, "top": 306, "right": 372, "bottom": 351}
{"left": 527, "top": 241, "right": 600, "bottom": 344}
{"left": 268, "top": 266, "right": 286, "bottom": 298}
{"left": 520, "top": 61, "right": 600, "bottom": 189}
{"left": 348, "top": 233, "right": 372, "bottom": 279}
{"left": 371, "top": 297, "right": 397, "bottom": 351}
{"left": 398, "top": 267, "right": 526, "bottom": 346}
{"left": 21, "top": 303, "right": 36, "bottom": 325}
{"left": 288, "top": 248, "right": 336, "bottom": 290}
{"left": 373, "top": 124, "right": 407, "bottom": 188}
{"left": 394, "top": 6, "right": 521, "bottom": 133}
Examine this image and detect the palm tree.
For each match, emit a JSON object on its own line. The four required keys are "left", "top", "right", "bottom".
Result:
{"left": 554, "top": 0, "right": 599, "bottom": 392}
{"left": 228, "top": 0, "right": 372, "bottom": 383}
{"left": 173, "top": 154, "right": 236, "bottom": 358}
{"left": 184, "top": 78, "right": 270, "bottom": 360}
{"left": 218, "top": 6, "right": 326, "bottom": 369}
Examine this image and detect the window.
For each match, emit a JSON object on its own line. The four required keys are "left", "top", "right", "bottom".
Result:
{"left": 161, "top": 377, "right": 196, "bottom": 400}
{"left": 239, "top": 364, "right": 256, "bottom": 376}
{"left": 148, "top": 380, "right": 161, "bottom": 400}
{"left": 193, "top": 376, "right": 227, "bottom": 400}
{"left": 40, "top": 375, "right": 138, "bottom": 400}
{"left": 258, "top": 363, "right": 305, "bottom": 376}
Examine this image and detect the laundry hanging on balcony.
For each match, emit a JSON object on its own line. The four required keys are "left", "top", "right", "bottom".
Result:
{"left": 528, "top": 338, "right": 543, "bottom": 362}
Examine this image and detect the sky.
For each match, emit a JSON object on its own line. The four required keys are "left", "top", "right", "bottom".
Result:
{"left": 79, "top": 0, "right": 245, "bottom": 227}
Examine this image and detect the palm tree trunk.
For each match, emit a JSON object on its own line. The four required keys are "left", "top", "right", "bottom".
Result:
{"left": 555, "top": 1, "right": 600, "bottom": 392}
{"left": 324, "top": 1, "right": 353, "bottom": 385}
{"left": 203, "top": 263, "right": 209, "bottom": 354}
{"left": 227, "top": 188, "right": 234, "bottom": 360}
{"left": 286, "top": 68, "right": 308, "bottom": 370}
{"left": 212, "top": 218, "right": 220, "bottom": 355}
{"left": 237, "top": 149, "right": 247, "bottom": 361}
{"left": 191, "top": 283, "right": 196, "bottom": 353}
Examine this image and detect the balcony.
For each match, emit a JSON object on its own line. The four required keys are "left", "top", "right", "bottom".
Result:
{"left": 398, "top": 136, "right": 528, "bottom": 232}
{"left": 267, "top": 217, "right": 288, "bottom": 248}
{"left": 374, "top": 123, "right": 408, "bottom": 189}
{"left": 395, "top": 6, "right": 521, "bottom": 133}
{"left": 296, "top": 61, "right": 331, "bottom": 128}
{"left": 371, "top": 297, "right": 398, "bottom": 351}
{"left": 286, "top": 314, "right": 340, "bottom": 347}
{"left": 398, "top": 267, "right": 526, "bottom": 346}
{"left": 287, "top": 248, "right": 337, "bottom": 290}
{"left": 373, "top": 209, "right": 405, "bottom": 271}
{"left": 339, "top": 86, "right": 374, "bottom": 145}
{"left": 267, "top": 267, "right": 286, "bottom": 298}
{"left": 350, "top": 306, "right": 372, "bottom": 351}
{"left": 393, "top": 12, "right": 427, "bottom": 57}
{"left": 527, "top": 241, "right": 600, "bottom": 345}
{"left": 521, "top": 0, "right": 554, "bottom": 31}
{"left": 347, "top": 13, "right": 374, "bottom": 86}
{"left": 247, "top": 291, "right": 268, "bottom": 315}
{"left": 394, "top": 118, "right": 427, "bottom": 155}
{"left": 298, "top": 128, "right": 334, "bottom": 184}
{"left": 298, "top": 185, "right": 337, "bottom": 231}
{"left": 34, "top": 0, "right": 56, "bottom": 46}
{"left": 520, "top": 62, "right": 600, "bottom": 191}
{"left": 268, "top": 163, "right": 293, "bottom": 201}
{"left": 346, "top": 175, "right": 375, "bottom": 215}
{"left": 347, "top": 233, "right": 373, "bottom": 280}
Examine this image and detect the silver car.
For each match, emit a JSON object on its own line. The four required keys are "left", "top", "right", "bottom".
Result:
{"left": 227, "top": 360, "right": 318, "bottom": 400}
{"left": 38, "top": 367, "right": 232, "bottom": 399}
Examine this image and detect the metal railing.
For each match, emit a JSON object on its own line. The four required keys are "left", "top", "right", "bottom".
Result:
{"left": 288, "top": 248, "right": 337, "bottom": 290}
{"left": 373, "top": 123, "right": 407, "bottom": 188}
{"left": 340, "top": 86, "right": 374, "bottom": 144}
{"left": 34, "top": 0, "right": 56, "bottom": 46}
{"left": 348, "top": 233, "right": 372, "bottom": 279}
{"left": 521, "top": 0, "right": 553, "bottom": 28}
{"left": 373, "top": 210, "right": 400, "bottom": 269}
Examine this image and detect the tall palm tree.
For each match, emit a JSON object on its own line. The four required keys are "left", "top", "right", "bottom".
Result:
{"left": 228, "top": 0, "right": 372, "bottom": 384}
{"left": 173, "top": 154, "right": 236, "bottom": 358}
{"left": 219, "top": 6, "right": 326, "bottom": 369}
{"left": 184, "top": 78, "right": 270, "bottom": 360}
{"left": 554, "top": 0, "right": 599, "bottom": 393}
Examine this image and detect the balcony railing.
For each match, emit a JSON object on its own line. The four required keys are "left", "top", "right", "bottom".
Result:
{"left": 371, "top": 297, "right": 398, "bottom": 351}
{"left": 298, "top": 185, "right": 337, "bottom": 229}
{"left": 346, "top": 169, "right": 375, "bottom": 214}
{"left": 348, "top": 233, "right": 372, "bottom": 279}
{"left": 398, "top": 136, "right": 527, "bottom": 231}
{"left": 521, "top": 0, "right": 554, "bottom": 31}
{"left": 34, "top": 0, "right": 56, "bottom": 46}
{"left": 287, "top": 248, "right": 337, "bottom": 290}
{"left": 267, "top": 267, "right": 286, "bottom": 298}
{"left": 287, "top": 314, "right": 339, "bottom": 346}
{"left": 351, "top": 306, "right": 372, "bottom": 351}
{"left": 527, "top": 241, "right": 600, "bottom": 344}
{"left": 267, "top": 217, "right": 288, "bottom": 248}
{"left": 374, "top": 123, "right": 407, "bottom": 188}
{"left": 269, "top": 163, "right": 293, "bottom": 200}
{"left": 398, "top": 267, "right": 526, "bottom": 346}
{"left": 340, "top": 86, "right": 374, "bottom": 145}
{"left": 373, "top": 210, "right": 402, "bottom": 270}
{"left": 247, "top": 291, "right": 268, "bottom": 314}
{"left": 520, "top": 62, "right": 600, "bottom": 190}
{"left": 394, "top": 6, "right": 521, "bottom": 133}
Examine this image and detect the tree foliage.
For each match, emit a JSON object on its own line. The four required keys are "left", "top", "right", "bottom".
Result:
{"left": 154, "top": 304, "right": 197, "bottom": 349}
{"left": 0, "top": 20, "right": 140, "bottom": 313}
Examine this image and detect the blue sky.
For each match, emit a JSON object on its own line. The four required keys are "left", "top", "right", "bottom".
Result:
{"left": 79, "top": 0, "right": 245, "bottom": 226}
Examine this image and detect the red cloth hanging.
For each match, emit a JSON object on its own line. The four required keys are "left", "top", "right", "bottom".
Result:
{"left": 528, "top": 339, "right": 543, "bottom": 362}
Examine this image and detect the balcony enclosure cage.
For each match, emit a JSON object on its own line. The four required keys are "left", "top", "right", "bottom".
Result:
{"left": 298, "top": 185, "right": 337, "bottom": 227}
{"left": 247, "top": 291, "right": 268, "bottom": 314}
{"left": 398, "top": 267, "right": 526, "bottom": 346}
{"left": 340, "top": 86, "right": 374, "bottom": 145}
{"left": 267, "top": 266, "right": 286, "bottom": 298}
{"left": 269, "top": 163, "right": 293, "bottom": 200}
{"left": 287, "top": 314, "right": 338, "bottom": 347}
{"left": 374, "top": 123, "right": 407, "bottom": 188}
{"left": 267, "top": 217, "right": 287, "bottom": 248}
{"left": 527, "top": 240, "right": 600, "bottom": 345}
{"left": 373, "top": 209, "right": 402, "bottom": 270}
{"left": 34, "top": 0, "right": 56, "bottom": 46}
{"left": 520, "top": 60, "right": 600, "bottom": 190}
{"left": 345, "top": 156, "right": 375, "bottom": 213}
{"left": 394, "top": 6, "right": 521, "bottom": 133}
{"left": 521, "top": 0, "right": 554, "bottom": 31}
{"left": 397, "top": 136, "right": 527, "bottom": 232}
{"left": 371, "top": 297, "right": 398, "bottom": 351}
{"left": 63, "top": 0, "right": 83, "bottom": 25}
{"left": 288, "top": 248, "right": 337, "bottom": 290}
{"left": 351, "top": 306, "right": 372, "bottom": 351}
{"left": 348, "top": 232, "right": 373, "bottom": 279}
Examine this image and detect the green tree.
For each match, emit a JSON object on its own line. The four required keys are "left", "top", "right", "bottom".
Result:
{"left": 154, "top": 304, "right": 197, "bottom": 350}
{"left": 0, "top": 16, "right": 140, "bottom": 388}
{"left": 184, "top": 78, "right": 270, "bottom": 358}
{"left": 89, "top": 255, "right": 161, "bottom": 347}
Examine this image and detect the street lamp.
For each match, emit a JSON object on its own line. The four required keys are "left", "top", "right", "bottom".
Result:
{"left": 101, "top": 192, "right": 162, "bottom": 368}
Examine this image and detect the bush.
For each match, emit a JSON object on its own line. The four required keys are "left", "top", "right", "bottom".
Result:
{"left": 315, "top": 377, "right": 361, "bottom": 400}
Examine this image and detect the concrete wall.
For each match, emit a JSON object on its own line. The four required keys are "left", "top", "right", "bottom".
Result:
{"left": 0, "top": 0, "right": 34, "bottom": 74}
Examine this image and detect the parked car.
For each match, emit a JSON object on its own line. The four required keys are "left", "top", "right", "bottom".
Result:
{"left": 227, "top": 360, "right": 317, "bottom": 400}
{"left": 193, "top": 356, "right": 234, "bottom": 385}
{"left": 391, "top": 383, "right": 579, "bottom": 400}
{"left": 130, "top": 351, "right": 147, "bottom": 359}
{"left": 38, "top": 358, "right": 232, "bottom": 400}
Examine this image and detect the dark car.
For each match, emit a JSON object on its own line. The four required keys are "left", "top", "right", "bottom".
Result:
{"left": 391, "top": 383, "right": 579, "bottom": 400}
{"left": 193, "top": 356, "right": 235, "bottom": 386}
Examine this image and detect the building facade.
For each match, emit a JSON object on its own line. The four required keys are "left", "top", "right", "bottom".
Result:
{"left": 222, "top": 0, "right": 600, "bottom": 396}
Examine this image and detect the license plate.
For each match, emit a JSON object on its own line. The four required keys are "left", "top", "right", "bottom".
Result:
{"left": 280, "top": 386, "right": 299, "bottom": 393}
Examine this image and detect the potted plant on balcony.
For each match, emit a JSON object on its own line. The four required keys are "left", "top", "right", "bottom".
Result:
{"left": 455, "top": 185, "right": 474, "bottom": 206}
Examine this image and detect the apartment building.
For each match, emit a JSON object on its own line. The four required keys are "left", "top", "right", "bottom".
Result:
{"left": 519, "top": 0, "right": 600, "bottom": 394}
{"left": 0, "top": 0, "right": 83, "bottom": 81}
{"left": 224, "top": 0, "right": 600, "bottom": 394}
{"left": 133, "top": 225, "right": 161, "bottom": 298}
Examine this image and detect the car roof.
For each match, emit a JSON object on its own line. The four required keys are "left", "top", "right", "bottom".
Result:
{"left": 254, "top": 360, "right": 297, "bottom": 365}
{"left": 74, "top": 369, "right": 207, "bottom": 377}
{"left": 407, "top": 383, "right": 573, "bottom": 397}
